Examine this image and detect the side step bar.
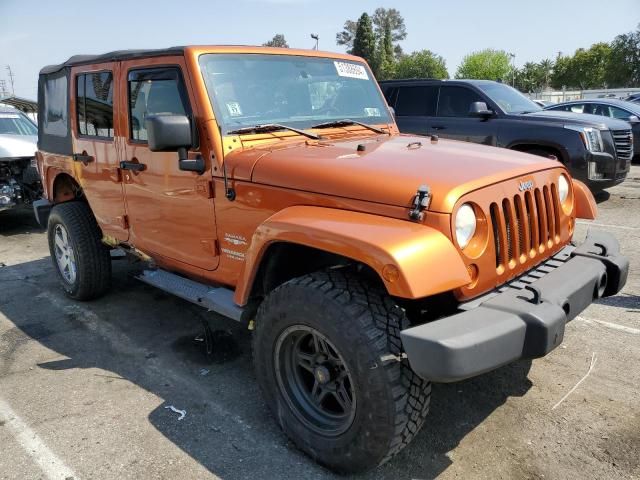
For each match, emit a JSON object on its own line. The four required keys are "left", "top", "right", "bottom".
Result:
{"left": 136, "top": 269, "right": 243, "bottom": 322}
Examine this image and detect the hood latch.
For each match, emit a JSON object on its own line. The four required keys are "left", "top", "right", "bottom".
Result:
{"left": 408, "top": 185, "right": 431, "bottom": 221}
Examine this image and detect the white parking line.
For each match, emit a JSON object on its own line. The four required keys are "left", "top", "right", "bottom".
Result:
{"left": 0, "top": 398, "right": 79, "bottom": 480}
{"left": 575, "top": 316, "right": 640, "bottom": 335}
{"left": 576, "top": 221, "right": 639, "bottom": 231}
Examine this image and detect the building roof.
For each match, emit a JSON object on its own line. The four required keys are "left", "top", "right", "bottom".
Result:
{"left": 0, "top": 96, "right": 38, "bottom": 113}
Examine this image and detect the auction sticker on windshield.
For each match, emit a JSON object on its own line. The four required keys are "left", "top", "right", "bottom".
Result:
{"left": 334, "top": 62, "right": 369, "bottom": 80}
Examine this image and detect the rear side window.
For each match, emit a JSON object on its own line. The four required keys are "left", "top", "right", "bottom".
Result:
{"left": 76, "top": 72, "right": 114, "bottom": 138}
{"left": 43, "top": 75, "right": 68, "bottom": 137}
{"left": 437, "top": 86, "right": 484, "bottom": 117}
{"left": 395, "top": 86, "right": 438, "bottom": 116}
{"left": 128, "top": 68, "right": 189, "bottom": 142}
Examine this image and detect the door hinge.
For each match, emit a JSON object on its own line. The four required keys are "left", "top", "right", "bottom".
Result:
{"left": 111, "top": 167, "right": 123, "bottom": 183}
{"left": 118, "top": 214, "right": 129, "bottom": 230}
{"left": 195, "top": 180, "right": 215, "bottom": 199}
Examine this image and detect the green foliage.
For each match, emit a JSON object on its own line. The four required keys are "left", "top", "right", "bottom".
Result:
{"left": 263, "top": 34, "right": 289, "bottom": 48}
{"left": 393, "top": 50, "right": 449, "bottom": 80}
{"left": 336, "top": 7, "right": 407, "bottom": 58}
{"left": 455, "top": 49, "right": 513, "bottom": 81}
{"left": 606, "top": 25, "right": 640, "bottom": 87}
{"left": 375, "top": 21, "right": 396, "bottom": 80}
{"left": 352, "top": 13, "right": 376, "bottom": 67}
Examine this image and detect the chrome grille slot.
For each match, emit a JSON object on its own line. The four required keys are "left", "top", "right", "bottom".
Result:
{"left": 612, "top": 129, "right": 633, "bottom": 167}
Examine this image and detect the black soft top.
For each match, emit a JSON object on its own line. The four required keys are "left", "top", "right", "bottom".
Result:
{"left": 39, "top": 47, "right": 185, "bottom": 74}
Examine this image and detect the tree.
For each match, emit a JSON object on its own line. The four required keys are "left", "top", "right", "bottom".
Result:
{"left": 394, "top": 50, "right": 449, "bottom": 80}
{"left": 455, "top": 49, "right": 512, "bottom": 81}
{"left": 263, "top": 34, "right": 289, "bottom": 48}
{"left": 551, "top": 44, "right": 612, "bottom": 89}
{"left": 606, "top": 25, "right": 640, "bottom": 87}
{"left": 351, "top": 13, "right": 376, "bottom": 67}
{"left": 538, "top": 58, "right": 554, "bottom": 89}
{"left": 336, "top": 8, "right": 406, "bottom": 57}
{"left": 375, "top": 21, "right": 396, "bottom": 80}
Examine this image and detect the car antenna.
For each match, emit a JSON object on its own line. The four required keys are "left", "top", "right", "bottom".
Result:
{"left": 222, "top": 160, "right": 236, "bottom": 201}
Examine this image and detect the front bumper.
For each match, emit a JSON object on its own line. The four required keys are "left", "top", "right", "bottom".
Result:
{"left": 401, "top": 231, "right": 629, "bottom": 382}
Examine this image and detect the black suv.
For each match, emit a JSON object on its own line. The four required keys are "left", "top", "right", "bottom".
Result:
{"left": 379, "top": 79, "right": 633, "bottom": 191}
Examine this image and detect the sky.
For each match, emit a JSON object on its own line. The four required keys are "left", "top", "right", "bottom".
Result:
{"left": 1, "top": 0, "right": 638, "bottom": 100}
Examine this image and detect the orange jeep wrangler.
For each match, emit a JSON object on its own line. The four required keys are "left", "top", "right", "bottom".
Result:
{"left": 33, "top": 46, "right": 628, "bottom": 473}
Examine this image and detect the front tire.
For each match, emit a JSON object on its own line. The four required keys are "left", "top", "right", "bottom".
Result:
{"left": 253, "top": 270, "right": 431, "bottom": 474}
{"left": 47, "top": 201, "right": 111, "bottom": 300}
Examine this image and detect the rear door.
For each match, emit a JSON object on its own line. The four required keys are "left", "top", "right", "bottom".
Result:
{"left": 119, "top": 58, "right": 219, "bottom": 271}
{"left": 389, "top": 85, "right": 438, "bottom": 136}
{"left": 433, "top": 85, "right": 497, "bottom": 145}
{"left": 72, "top": 63, "right": 129, "bottom": 240}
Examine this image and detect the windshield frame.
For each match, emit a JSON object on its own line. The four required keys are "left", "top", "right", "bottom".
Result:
{"left": 197, "top": 53, "right": 392, "bottom": 136}
{"left": 0, "top": 110, "right": 38, "bottom": 136}
{"left": 475, "top": 82, "right": 542, "bottom": 115}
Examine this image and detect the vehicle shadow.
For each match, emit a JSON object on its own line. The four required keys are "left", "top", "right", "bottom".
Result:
{"left": 596, "top": 293, "right": 640, "bottom": 312}
{"left": 0, "top": 258, "right": 533, "bottom": 479}
{"left": 0, "top": 207, "right": 43, "bottom": 237}
{"left": 594, "top": 191, "right": 611, "bottom": 203}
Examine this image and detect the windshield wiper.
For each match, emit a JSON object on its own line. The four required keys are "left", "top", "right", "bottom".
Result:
{"left": 227, "top": 123, "right": 319, "bottom": 140}
{"left": 310, "top": 119, "right": 388, "bottom": 134}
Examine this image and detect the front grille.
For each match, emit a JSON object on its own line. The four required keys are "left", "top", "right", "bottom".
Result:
{"left": 612, "top": 129, "right": 633, "bottom": 164}
{"left": 490, "top": 184, "right": 561, "bottom": 270}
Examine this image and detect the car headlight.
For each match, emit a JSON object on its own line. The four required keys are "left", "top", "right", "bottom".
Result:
{"left": 565, "top": 125, "right": 603, "bottom": 152}
{"left": 558, "top": 174, "right": 569, "bottom": 204}
{"left": 455, "top": 203, "right": 477, "bottom": 249}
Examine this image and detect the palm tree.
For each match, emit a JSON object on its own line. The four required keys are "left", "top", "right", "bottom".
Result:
{"left": 539, "top": 59, "right": 554, "bottom": 89}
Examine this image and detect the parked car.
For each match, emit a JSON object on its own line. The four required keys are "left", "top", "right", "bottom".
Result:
{"left": 34, "top": 47, "right": 628, "bottom": 474}
{"left": 624, "top": 92, "right": 640, "bottom": 104}
{"left": 532, "top": 99, "right": 555, "bottom": 108}
{"left": 0, "top": 104, "right": 42, "bottom": 211}
{"left": 379, "top": 79, "right": 633, "bottom": 192}
{"left": 544, "top": 98, "right": 639, "bottom": 161}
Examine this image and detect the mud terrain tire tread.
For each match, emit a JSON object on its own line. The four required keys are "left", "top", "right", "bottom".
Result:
{"left": 253, "top": 269, "right": 431, "bottom": 474}
{"left": 47, "top": 201, "right": 111, "bottom": 300}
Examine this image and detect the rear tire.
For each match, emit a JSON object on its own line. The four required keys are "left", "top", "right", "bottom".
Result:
{"left": 47, "top": 201, "right": 111, "bottom": 300}
{"left": 253, "top": 269, "right": 431, "bottom": 474}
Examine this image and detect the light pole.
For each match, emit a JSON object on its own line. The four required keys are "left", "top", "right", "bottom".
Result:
{"left": 310, "top": 34, "right": 319, "bottom": 50}
{"left": 508, "top": 53, "right": 516, "bottom": 87}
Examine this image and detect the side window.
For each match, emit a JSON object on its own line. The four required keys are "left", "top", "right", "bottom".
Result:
{"left": 128, "top": 68, "right": 189, "bottom": 142}
{"left": 437, "top": 86, "right": 484, "bottom": 117}
{"left": 395, "top": 86, "right": 438, "bottom": 116}
{"left": 43, "top": 74, "right": 68, "bottom": 137}
{"left": 76, "top": 72, "right": 114, "bottom": 138}
{"left": 570, "top": 104, "right": 586, "bottom": 114}
{"left": 608, "top": 105, "right": 632, "bottom": 120}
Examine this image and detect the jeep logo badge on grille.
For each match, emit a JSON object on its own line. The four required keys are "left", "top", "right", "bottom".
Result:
{"left": 518, "top": 180, "right": 534, "bottom": 191}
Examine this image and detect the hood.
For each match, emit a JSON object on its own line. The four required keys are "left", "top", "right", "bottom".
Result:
{"left": 523, "top": 110, "right": 631, "bottom": 130}
{"left": 0, "top": 135, "right": 38, "bottom": 159}
{"left": 247, "top": 135, "right": 559, "bottom": 213}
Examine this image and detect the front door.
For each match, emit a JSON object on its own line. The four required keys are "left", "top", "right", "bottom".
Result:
{"left": 72, "top": 63, "right": 128, "bottom": 240}
{"left": 433, "top": 86, "right": 497, "bottom": 146}
{"left": 119, "top": 59, "right": 219, "bottom": 271}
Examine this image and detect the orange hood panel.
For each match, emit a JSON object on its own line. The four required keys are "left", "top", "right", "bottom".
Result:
{"left": 247, "top": 135, "right": 560, "bottom": 213}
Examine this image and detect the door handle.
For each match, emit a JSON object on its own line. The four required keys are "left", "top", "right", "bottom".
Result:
{"left": 431, "top": 125, "right": 446, "bottom": 130}
{"left": 120, "top": 160, "right": 146, "bottom": 172}
{"left": 73, "top": 153, "right": 94, "bottom": 163}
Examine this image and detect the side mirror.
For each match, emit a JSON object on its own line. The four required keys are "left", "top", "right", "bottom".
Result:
{"left": 469, "top": 101, "right": 494, "bottom": 118}
{"left": 146, "top": 114, "right": 204, "bottom": 174}
{"left": 627, "top": 115, "right": 640, "bottom": 124}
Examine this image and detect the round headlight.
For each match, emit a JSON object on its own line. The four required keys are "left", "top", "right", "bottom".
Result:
{"left": 558, "top": 174, "right": 569, "bottom": 204}
{"left": 455, "top": 203, "right": 477, "bottom": 249}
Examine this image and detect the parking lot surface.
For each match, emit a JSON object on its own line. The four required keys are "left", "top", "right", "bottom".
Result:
{"left": 1, "top": 167, "right": 639, "bottom": 480}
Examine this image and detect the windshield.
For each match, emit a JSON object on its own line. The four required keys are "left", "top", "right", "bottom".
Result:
{"left": 476, "top": 83, "right": 542, "bottom": 114}
{"left": 199, "top": 54, "right": 392, "bottom": 133}
{"left": 0, "top": 111, "right": 37, "bottom": 136}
